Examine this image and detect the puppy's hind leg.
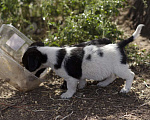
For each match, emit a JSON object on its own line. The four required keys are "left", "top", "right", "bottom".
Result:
{"left": 97, "top": 74, "right": 116, "bottom": 87}
{"left": 61, "top": 78, "right": 78, "bottom": 99}
{"left": 115, "top": 65, "right": 135, "bottom": 93}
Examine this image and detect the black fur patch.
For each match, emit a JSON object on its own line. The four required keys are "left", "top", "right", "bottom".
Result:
{"left": 22, "top": 47, "right": 47, "bottom": 72}
{"left": 118, "top": 36, "right": 134, "bottom": 48}
{"left": 64, "top": 47, "right": 85, "bottom": 79}
{"left": 28, "top": 42, "right": 46, "bottom": 77}
{"left": 117, "top": 36, "right": 134, "bottom": 64}
{"left": 35, "top": 68, "right": 46, "bottom": 77}
{"left": 86, "top": 54, "right": 91, "bottom": 60}
{"left": 54, "top": 49, "right": 66, "bottom": 69}
{"left": 118, "top": 47, "right": 127, "bottom": 64}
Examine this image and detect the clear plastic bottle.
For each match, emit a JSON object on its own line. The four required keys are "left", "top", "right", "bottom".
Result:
{"left": 0, "top": 24, "right": 48, "bottom": 92}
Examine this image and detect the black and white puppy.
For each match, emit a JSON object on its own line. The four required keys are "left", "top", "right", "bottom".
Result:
{"left": 22, "top": 24, "right": 144, "bottom": 98}
{"left": 28, "top": 38, "right": 112, "bottom": 89}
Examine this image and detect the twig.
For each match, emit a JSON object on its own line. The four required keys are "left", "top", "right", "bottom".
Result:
{"left": 49, "top": 96, "right": 70, "bottom": 101}
{"left": 0, "top": 102, "right": 32, "bottom": 113}
{"left": 56, "top": 99, "right": 70, "bottom": 101}
{"left": 120, "top": 112, "right": 131, "bottom": 119}
{"left": 32, "top": 109, "right": 51, "bottom": 112}
{"left": 143, "top": 81, "right": 150, "bottom": 88}
{"left": 96, "top": 88, "right": 103, "bottom": 95}
{"left": 55, "top": 115, "right": 61, "bottom": 120}
{"left": 139, "top": 101, "right": 150, "bottom": 107}
{"left": 83, "top": 115, "right": 87, "bottom": 120}
{"left": 60, "top": 111, "right": 73, "bottom": 120}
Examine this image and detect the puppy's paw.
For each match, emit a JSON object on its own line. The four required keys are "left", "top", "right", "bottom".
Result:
{"left": 120, "top": 87, "right": 130, "bottom": 93}
{"left": 97, "top": 82, "right": 107, "bottom": 87}
{"left": 61, "top": 92, "right": 73, "bottom": 99}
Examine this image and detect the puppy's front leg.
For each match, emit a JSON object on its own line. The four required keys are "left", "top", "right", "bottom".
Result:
{"left": 61, "top": 78, "right": 78, "bottom": 99}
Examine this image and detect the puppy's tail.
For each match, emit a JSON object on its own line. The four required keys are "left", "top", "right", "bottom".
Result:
{"left": 118, "top": 24, "right": 144, "bottom": 48}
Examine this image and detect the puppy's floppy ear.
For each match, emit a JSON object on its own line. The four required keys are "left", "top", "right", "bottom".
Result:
{"left": 22, "top": 47, "right": 46, "bottom": 72}
{"left": 30, "top": 42, "right": 44, "bottom": 47}
{"left": 27, "top": 54, "right": 41, "bottom": 72}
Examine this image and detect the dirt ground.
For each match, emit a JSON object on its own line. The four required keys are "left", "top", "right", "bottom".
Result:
{"left": 0, "top": 8, "right": 150, "bottom": 120}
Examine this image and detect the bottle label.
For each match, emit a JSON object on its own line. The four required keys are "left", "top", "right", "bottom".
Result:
{"left": 6, "top": 33, "right": 25, "bottom": 51}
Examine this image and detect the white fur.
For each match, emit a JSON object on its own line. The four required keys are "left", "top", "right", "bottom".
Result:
{"left": 32, "top": 24, "right": 144, "bottom": 98}
{"left": 132, "top": 24, "right": 144, "bottom": 39}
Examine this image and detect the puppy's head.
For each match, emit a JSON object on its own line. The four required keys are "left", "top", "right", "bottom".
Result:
{"left": 22, "top": 42, "right": 47, "bottom": 72}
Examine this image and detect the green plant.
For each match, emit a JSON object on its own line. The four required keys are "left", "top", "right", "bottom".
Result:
{"left": 0, "top": 0, "right": 126, "bottom": 45}
{"left": 0, "top": 0, "right": 34, "bottom": 31}
{"left": 41, "top": 0, "right": 126, "bottom": 46}
{"left": 127, "top": 44, "right": 150, "bottom": 66}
